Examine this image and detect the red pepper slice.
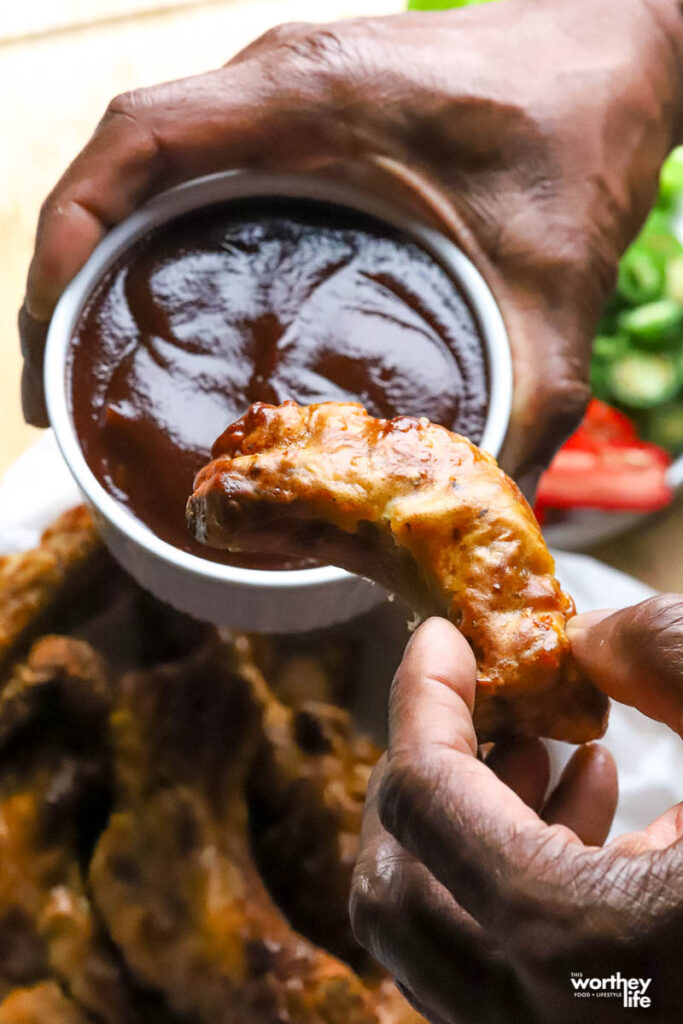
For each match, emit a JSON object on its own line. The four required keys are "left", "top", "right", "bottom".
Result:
{"left": 535, "top": 401, "right": 673, "bottom": 513}
{"left": 562, "top": 399, "right": 638, "bottom": 451}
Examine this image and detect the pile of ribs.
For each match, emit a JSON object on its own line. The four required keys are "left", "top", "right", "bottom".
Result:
{"left": 0, "top": 507, "right": 422, "bottom": 1024}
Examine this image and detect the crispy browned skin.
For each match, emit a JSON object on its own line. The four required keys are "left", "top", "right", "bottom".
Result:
{"left": 0, "top": 508, "right": 104, "bottom": 678}
{"left": 243, "top": 660, "right": 379, "bottom": 970}
{"left": 237, "top": 637, "right": 420, "bottom": 1019}
{"left": 225, "top": 635, "right": 378, "bottom": 972}
{"left": 0, "top": 638, "right": 141, "bottom": 1024}
{"left": 0, "top": 635, "right": 112, "bottom": 749}
{"left": 0, "top": 506, "right": 212, "bottom": 683}
{"left": 189, "top": 402, "right": 608, "bottom": 743}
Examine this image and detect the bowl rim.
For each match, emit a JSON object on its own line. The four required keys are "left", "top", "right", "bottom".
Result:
{"left": 45, "top": 170, "right": 513, "bottom": 591}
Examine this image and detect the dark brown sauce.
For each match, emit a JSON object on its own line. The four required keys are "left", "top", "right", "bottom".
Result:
{"left": 69, "top": 199, "right": 489, "bottom": 569}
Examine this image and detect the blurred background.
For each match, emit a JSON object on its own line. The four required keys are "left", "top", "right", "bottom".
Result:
{"left": 1, "top": 0, "right": 681, "bottom": 591}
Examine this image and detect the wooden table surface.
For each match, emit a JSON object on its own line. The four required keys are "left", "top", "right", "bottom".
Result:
{"left": 1, "top": 0, "right": 681, "bottom": 592}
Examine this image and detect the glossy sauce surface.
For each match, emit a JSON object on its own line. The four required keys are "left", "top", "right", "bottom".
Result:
{"left": 69, "top": 200, "right": 489, "bottom": 569}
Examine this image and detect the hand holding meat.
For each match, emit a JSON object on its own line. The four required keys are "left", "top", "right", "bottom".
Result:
{"left": 350, "top": 601, "right": 683, "bottom": 1024}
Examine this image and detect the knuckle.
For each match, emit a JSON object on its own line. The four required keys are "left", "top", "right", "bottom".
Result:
{"left": 628, "top": 593, "right": 683, "bottom": 635}
{"left": 526, "top": 377, "right": 590, "bottom": 468}
{"left": 513, "top": 825, "right": 577, "bottom": 887}
{"left": 377, "top": 754, "right": 427, "bottom": 841}
{"left": 242, "top": 20, "right": 372, "bottom": 112}
{"left": 255, "top": 21, "right": 313, "bottom": 48}
{"left": 504, "top": 845, "right": 604, "bottom": 963}
{"left": 105, "top": 88, "right": 140, "bottom": 120}
{"left": 544, "top": 376, "right": 591, "bottom": 426}
{"left": 101, "top": 87, "right": 160, "bottom": 158}
{"left": 350, "top": 838, "right": 415, "bottom": 959}
{"left": 281, "top": 26, "right": 347, "bottom": 65}
{"left": 578, "top": 230, "right": 620, "bottom": 305}
{"left": 588, "top": 848, "right": 654, "bottom": 938}
{"left": 349, "top": 864, "right": 397, "bottom": 954}
{"left": 104, "top": 85, "right": 162, "bottom": 132}
{"left": 268, "top": 24, "right": 360, "bottom": 86}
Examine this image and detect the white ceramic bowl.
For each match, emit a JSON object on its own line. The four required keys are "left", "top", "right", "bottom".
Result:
{"left": 45, "top": 171, "right": 513, "bottom": 632}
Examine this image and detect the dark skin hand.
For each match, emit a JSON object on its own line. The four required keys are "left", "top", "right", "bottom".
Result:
{"left": 350, "top": 597, "right": 683, "bottom": 1023}
{"left": 19, "top": 0, "right": 683, "bottom": 492}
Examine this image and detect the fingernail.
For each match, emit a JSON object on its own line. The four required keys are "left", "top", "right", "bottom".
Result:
{"left": 405, "top": 615, "right": 452, "bottom": 648}
{"left": 566, "top": 608, "right": 618, "bottom": 642}
{"left": 562, "top": 741, "right": 595, "bottom": 776}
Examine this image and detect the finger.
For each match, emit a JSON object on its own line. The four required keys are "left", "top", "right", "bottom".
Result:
{"left": 485, "top": 739, "right": 550, "bottom": 812}
{"left": 25, "top": 104, "right": 159, "bottom": 321}
{"left": 19, "top": 305, "right": 49, "bottom": 427}
{"left": 378, "top": 618, "right": 588, "bottom": 940}
{"left": 542, "top": 744, "right": 618, "bottom": 846}
{"left": 609, "top": 801, "right": 683, "bottom": 856}
{"left": 568, "top": 595, "right": 683, "bottom": 734}
{"left": 494, "top": 296, "right": 594, "bottom": 495}
{"left": 352, "top": 758, "right": 486, "bottom": 996}
{"left": 352, "top": 756, "right": 529, "bottom": 1024}
{"left": 639, "top": 801, "right": 683, "bottom": 849}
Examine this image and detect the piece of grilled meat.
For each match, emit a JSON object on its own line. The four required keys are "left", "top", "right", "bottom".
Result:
{"left": 189, "top": 401, "right": 608, "bottom": 743}
{"left": 0, "top": 509, "right": 108, "bottom": 678}
{"left": 0, "top": 638, "right": 142, "bottom": 1023}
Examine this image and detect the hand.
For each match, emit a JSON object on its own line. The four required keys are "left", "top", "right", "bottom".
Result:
{"left": 350, "top": 599, "right": 683, "bottom": 1024}
{"left": 19, "top": 0, "right": 683, "bottom": 492}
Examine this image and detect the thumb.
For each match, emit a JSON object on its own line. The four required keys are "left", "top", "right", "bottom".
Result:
{"left": 568, "top": 595, "right": 683, "bottom": 735}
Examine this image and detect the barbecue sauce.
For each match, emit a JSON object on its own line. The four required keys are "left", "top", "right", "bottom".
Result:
{"left": 69, "top": 200, "right": 489, "bottom": 569}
